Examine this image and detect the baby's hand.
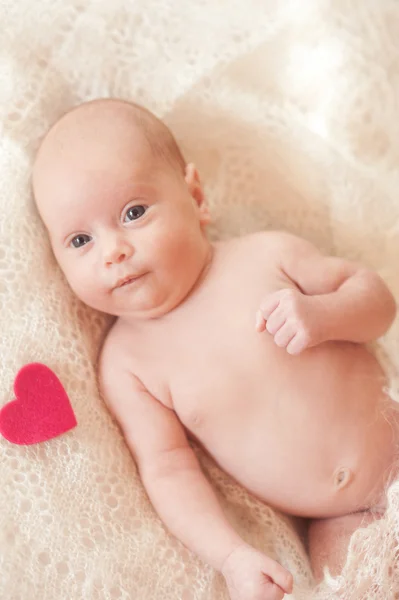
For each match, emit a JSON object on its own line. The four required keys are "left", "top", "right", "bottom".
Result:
{"left": 256, "top": 288, "right": 325, "bottom": 355}
{"left": 221, "top": 543, "right": 293, "bottom": 600}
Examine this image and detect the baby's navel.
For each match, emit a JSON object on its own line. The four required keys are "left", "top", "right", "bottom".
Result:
{"left": 333, "top": 466, "right": 353, "bottom": 489}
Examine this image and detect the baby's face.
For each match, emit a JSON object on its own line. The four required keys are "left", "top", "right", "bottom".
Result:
{"left": 34, "top": 131, "right": 210, "bottom": 320}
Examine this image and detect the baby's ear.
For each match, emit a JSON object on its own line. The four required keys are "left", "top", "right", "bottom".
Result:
{"left": 184, "top": 163, "right": 211, "bottom": 225}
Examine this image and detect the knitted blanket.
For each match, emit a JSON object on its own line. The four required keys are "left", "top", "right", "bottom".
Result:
{"left": 1, "top": 1, "right": 399, "bottom": 597}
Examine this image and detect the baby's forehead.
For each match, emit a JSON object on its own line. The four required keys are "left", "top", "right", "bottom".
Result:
{"left": 36, "top": 108, "right": 147, "bottom": 169}
{"left": 34, "top": 99, "right": 184, "bottom": 181}
{"left": 34, "top": 119, "right": 152, "bottom": 201}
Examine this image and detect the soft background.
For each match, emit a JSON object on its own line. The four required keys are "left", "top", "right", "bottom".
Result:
{"left": 1, "top": 0, "right": 399, "bottom": 598}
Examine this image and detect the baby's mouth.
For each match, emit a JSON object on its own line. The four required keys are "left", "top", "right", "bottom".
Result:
{"left": 114, "top": 273, "right": 144, "bottom": 290}
{"left": 120, "top": 277, "right": 136, "bottom": 287}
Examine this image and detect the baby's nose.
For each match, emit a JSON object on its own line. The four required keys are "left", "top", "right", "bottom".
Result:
{"left": 103, "top": 235, "right": 134, "bottom": 265}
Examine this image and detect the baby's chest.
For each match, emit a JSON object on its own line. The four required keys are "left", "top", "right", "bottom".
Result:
{"left": 152, "top": 310, "right": 286, "bottom": 433}
{"left": 170, "top": 356, "right": 252, "bottom": 431}
{"left": 137, "top": 256, "right": 297, "bottom": 426}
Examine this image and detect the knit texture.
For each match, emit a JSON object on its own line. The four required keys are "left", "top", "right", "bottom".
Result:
{"left": 1, "top": 1, "right": 399, "bottom": 597}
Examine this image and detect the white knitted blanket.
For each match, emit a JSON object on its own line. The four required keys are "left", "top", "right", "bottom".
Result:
{"left": 1, "top": 1, "right": 399, "bottom": 598}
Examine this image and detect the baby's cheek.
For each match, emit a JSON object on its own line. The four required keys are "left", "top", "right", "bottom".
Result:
{"left": 66, "top": 268, "right": 99, "bottom": 307}
{"left": 167, "top": 223, "right": 200, "bottom": 262}
{"left": 147, "top": 226, "right": 184, "bottom": 268}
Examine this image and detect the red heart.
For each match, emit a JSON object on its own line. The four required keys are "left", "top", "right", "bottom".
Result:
{"left": 0, "top": 363, "right": 77, "bottom": 445}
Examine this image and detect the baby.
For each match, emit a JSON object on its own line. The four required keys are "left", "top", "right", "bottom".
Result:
{"left": 32, "top": 98, "right": 399, "bottom": 600}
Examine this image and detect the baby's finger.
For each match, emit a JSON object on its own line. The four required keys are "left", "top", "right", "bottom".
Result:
{"left": 259, "top": 581, "right": 285, "bottom": 600}
{"left": 259, "top": 574, "right": 286, "bottom": 600}
{"left": 261, "top": 558, "right": 293, "bottom": 594}
{"left": 255, "top": 310, "right": 267, "bottom": 332}
{"left": 286, "top": 331, "right": 308, "bottom": 355}
{"left": 259, "top": 294, "right": 281, "bottom": 320}
{"left": 272, "top": 585, "right": 285, "bottom": 600}
{"left": 273, "top": 322, "right": 296, "bottom": 348}
{"left": 266, "top": 583, "right": 285, "bottom": 600}
{"left": 265, "top": 307, "right": 285, "bottom": 335}
{"left": 275, "top": 586, "right": 286, "bottom": 600}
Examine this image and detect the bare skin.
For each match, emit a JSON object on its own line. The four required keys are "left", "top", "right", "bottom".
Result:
{"left": 32, "top": 99, "right": 398, "bottom": 599}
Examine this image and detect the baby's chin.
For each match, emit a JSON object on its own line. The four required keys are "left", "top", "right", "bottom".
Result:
{"left": 68, "top": 276, "right": 187, "bottom": 320}
{"left": 72, "top": 291, "right": 162, "bottom": 320}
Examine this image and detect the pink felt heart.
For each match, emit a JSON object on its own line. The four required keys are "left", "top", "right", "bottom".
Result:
{"left": 0, "top": 363, "right": 77, "bottom": 445}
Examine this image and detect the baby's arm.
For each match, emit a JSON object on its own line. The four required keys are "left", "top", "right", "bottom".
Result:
{"left": 257, "top": 232, "right": 396, "bottom": 353}
{"left": 98, "top": 343, "right": 292, "bottom": 599}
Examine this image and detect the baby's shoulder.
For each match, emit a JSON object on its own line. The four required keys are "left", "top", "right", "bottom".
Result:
{"left": 234, "top": 229, "right": 305, "bottom": 257}
{"left": 98, "top": 319, "right": 136, "bottom": 375}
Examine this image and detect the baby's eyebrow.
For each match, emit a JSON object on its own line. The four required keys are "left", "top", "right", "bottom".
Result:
{"left": 125, "top": 182, "right": 158, "bottom": 196}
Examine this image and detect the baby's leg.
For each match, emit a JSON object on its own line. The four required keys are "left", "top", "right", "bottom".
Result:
{"left": 307, "top": 509, "right": 383, "bottom": 582}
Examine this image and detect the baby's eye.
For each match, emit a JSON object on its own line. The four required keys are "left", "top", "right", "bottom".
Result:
{"left": 124, "top": 205, "right": 147, "bottom": 222}
{"left": 70, "top": 234, "right": 91, "bottom": 248}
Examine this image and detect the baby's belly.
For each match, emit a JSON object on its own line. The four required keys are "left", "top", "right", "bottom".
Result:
{"left": 184, "top": 342, "right": 399, "bottom": 518}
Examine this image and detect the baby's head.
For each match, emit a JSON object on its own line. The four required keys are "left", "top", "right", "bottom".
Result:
{"left": 32, "top": 99, "right": 211, "bottom": 320}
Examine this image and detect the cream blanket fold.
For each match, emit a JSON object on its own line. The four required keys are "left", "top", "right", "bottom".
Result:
{"left": 1, "top": 1, "right": 399, "bottom": 598}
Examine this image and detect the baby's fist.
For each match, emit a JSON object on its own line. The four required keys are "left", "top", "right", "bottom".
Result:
{"left": 221, "top": 543, "right": 293, "bottom": 600}
{"left": 256, "top": 288, "right": 324, "bottom": 355}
